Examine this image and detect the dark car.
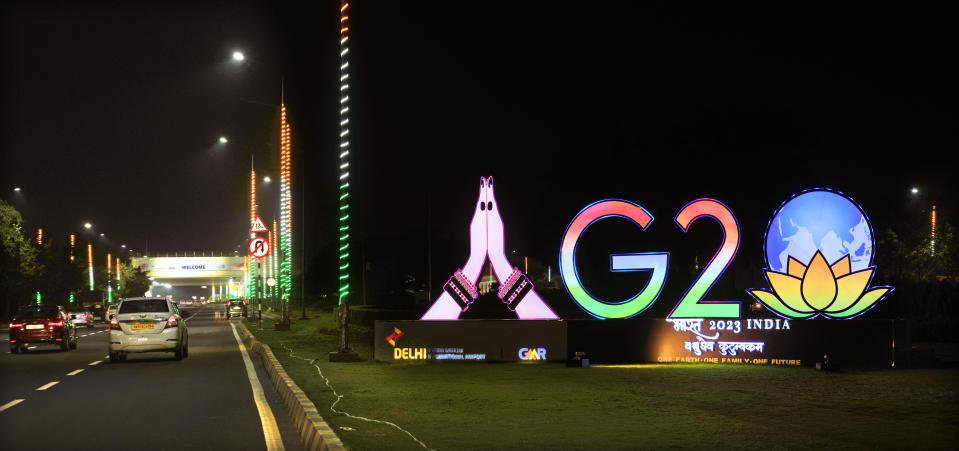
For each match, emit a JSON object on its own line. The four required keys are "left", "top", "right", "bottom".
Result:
{"left": 228, "top": 299, "right": 246, "bottom": 318}
{"left": 89, "top": 306, "right": 107, "bottom": 321}
{"left": 9, "top": 305, "right": 78, "bottom": 353}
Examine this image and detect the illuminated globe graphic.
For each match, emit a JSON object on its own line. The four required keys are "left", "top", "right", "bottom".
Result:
{"left": 765, "top": 190, "right": 873, "bottom": 273}
{"left": 750, "top": 189, "right": 892, "bottom": 320}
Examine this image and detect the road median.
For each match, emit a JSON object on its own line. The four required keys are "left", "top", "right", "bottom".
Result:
{"left": 236, "top": 321, "right": 344, "bottom": 451}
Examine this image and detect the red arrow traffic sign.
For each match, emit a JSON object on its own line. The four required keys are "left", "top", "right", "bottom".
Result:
{"left": 249, "top": 237, "right": 270, "bottom": 258}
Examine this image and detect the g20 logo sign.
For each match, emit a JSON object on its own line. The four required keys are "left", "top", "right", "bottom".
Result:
{"left": 560, "top": 189, "right": 893, "bottom": 320}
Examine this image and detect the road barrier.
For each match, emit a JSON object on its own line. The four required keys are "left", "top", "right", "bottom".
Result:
{"left": 237, "top": 322, "right": 344, "bottom": 451}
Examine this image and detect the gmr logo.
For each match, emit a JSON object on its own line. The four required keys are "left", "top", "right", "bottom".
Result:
{"left": 518, "top": 347, "right": 547, "bottom": 360}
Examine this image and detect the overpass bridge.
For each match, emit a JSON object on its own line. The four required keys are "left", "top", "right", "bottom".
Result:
{"left": 132, "top": 256, "right": 251, "bottom": 299}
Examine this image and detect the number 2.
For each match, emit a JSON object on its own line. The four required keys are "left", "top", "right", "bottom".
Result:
{"left": 668, "top": 199, "right": 741, "bottom": 318}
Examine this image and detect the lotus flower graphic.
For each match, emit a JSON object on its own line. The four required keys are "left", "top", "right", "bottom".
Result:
{"left": 748, "top": 189, "right": 893, "bottom": 319}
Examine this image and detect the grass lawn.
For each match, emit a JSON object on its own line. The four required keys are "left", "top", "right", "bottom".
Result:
{"left": 245, "top": 309, "right": 959, "bottom": 450}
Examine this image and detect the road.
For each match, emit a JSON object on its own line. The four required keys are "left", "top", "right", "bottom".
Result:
{"left": 0, "top": 305, "right": 305, "bottom": 450}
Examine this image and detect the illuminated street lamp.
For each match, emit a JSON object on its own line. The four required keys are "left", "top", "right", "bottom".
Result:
{"left": 219, "top": 136, "right": 229, "bottom": 144}
{"left": 84, "top": 222, "right": 92, "bottom": 229}
{"left": 13, "top": 187, "right": 21, "bottom": 192}
{"left": 232, "top": 51, "right": 245, "bottom": 62}
{"left": 263, "top": 176, "right": 271, "bottom": 183}
{"left": 911, "top": 187, "right": 919, "bottom": 195}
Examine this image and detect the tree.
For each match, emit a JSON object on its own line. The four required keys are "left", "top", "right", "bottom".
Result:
{"left": 33, "top": 239, "right": 85, "bottom": 306}
{"left": 0, "top": 200, "right": 40, "bottom": 317}
{"left": 120, "top": 266, "right": 151, "bottom": 298}
{"left": 878, "top": 219, "right": 957, "bottom": 283}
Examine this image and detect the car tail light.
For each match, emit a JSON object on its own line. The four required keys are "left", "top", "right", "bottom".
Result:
{"left": 48, "top": 320, "right": 64, "bottom": 327}
{"left": 9, "top": 322, "right": 23, "bottom": 328}
{"left": 109, "top": 317, "right": 120, "bottom": 331}
{"left": 243, "top": 300, "right": 247, "bottom": 306}
{"left": 165, "top": 315, "right": 178, "bottom": 329}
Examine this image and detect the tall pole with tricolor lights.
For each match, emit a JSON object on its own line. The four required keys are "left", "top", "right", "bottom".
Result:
{"left": 272, "top": 218, "right": 280, "bottom": 302}
{"left": 87, "top": 243, "right": 94, "bottom": 292}
{"left": 279, "top": 103, "right": 293, "bottom": 322}
{"left": 250, "top": 165, "right": 257, "bottom": 300}
{"left": 334, "top": 0, "right": 355, "bottom": 356}
{"left": 107, "top": 253, "right": 112, "bottom": 303}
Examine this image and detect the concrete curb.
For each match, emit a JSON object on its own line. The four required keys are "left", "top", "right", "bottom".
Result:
{"left": 237, "top": 321, "right": 346, "bottom": 451}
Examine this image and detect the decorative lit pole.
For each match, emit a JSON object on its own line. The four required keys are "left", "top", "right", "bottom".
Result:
{"left": 244, "top": 256, "right": 249, "bottom": 298}
{"left": 279, "top": 103, "right": 293, "bottom": 324}
{"left": 82, "top": 222, "right": 94, "bottom": 294}
{"left": 88, "top": 243, "right": 94, "bottom": 291}
{"left": 273, "top": 218, "right": 279, "bottom": 302}
{"left": 331, "top": 0, "right": 357, "bottom": 360}
{"left": 107, "top": 253, "right": 112, "bottom": 303}
{"left": 69, "top": 234, "right": 76, "bottom": 304}
{"left": 931, "top": 205, "right": 937, "bottom": 256}
{"left": 34, "top": 228, "right": 43, "bottom": 305}
{"left": 250, "top": 166, "right": 257, "bottom": 300}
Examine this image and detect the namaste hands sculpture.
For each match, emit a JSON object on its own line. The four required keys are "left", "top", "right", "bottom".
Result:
{"left": 421, "top": 177, "right": 559, "bottom": 320}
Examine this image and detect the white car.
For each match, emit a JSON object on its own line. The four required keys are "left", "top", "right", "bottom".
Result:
{"left": 109, "top": 297, "right": 188, "bottom": 362}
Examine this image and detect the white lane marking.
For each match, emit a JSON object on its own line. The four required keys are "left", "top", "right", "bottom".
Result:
{"left": 89, "top": 360, "right": 102, "bottom": 366}
{"left": 28, "top": 346, "right": 37, "bottom": 349}
{"left": 0, "top": 399, "right": 25, "bottom": 412}
{"left": 36, "top": 381, "right": 59, "bottom": 391}
{"left": 230, "top": 323, "right": 285, "bottom": 451}
{"left": 67, "top": 369, "right": 84, "bottom": 376}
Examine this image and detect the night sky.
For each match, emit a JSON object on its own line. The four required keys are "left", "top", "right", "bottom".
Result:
{"left": 2, "top": 1, "right": 956, "bottom": 302}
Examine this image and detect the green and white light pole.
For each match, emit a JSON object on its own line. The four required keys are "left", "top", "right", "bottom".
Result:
{"left": 333, "top": 0, "right": 356, "bottom": 358}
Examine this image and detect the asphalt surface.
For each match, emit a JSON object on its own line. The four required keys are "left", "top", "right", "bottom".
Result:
{"left": 0, "top": 305, "right": 305, "bottom": 451}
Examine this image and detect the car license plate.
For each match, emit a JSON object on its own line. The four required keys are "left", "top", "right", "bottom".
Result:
{"left": 132, "top": 323, "right": 154, "bottom": 330}
{"left": 25, "top": 324, "right": 44, "bottom": 330}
